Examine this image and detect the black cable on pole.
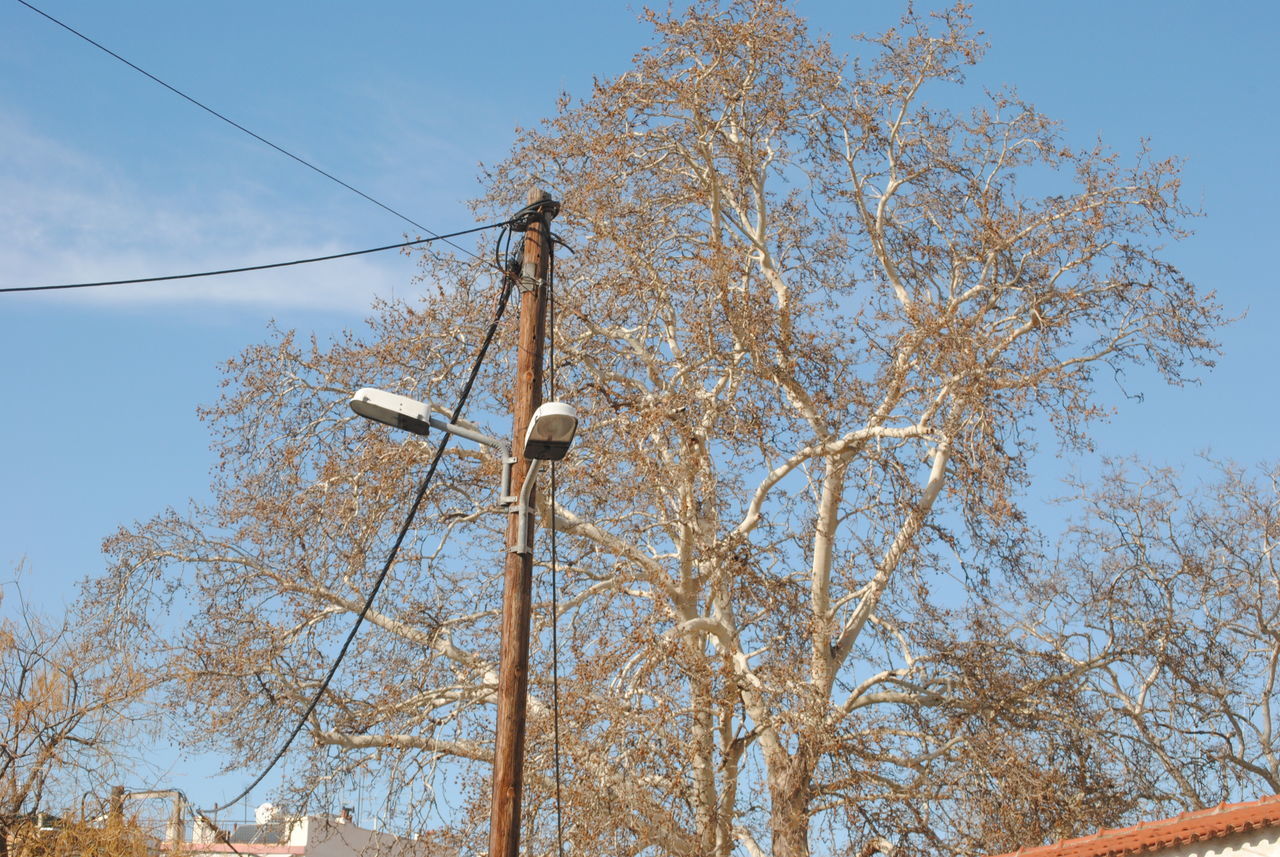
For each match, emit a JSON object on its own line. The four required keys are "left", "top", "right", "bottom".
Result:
{"left": 13, "top": 0, "right": 485, "bottom": 263}
{"left": 0, "top": 221, "right": 508, "bottom": 294}
{"left": 545, "top": 216, "right": 566, "bottom": 857}
{"left": 203, "top": 267, "right": 519, "bottom": 815}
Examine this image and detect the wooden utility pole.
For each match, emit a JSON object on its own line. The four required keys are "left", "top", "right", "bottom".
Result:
{"left": 488, "top": 188, "right": 556, "bottom": 857}
{"left": 108, "top": 785, "right": 125, "bottom": 827}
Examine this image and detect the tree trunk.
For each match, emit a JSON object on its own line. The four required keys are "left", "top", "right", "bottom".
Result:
{"left": 769, "top": 752, "right": 814, "bottom": 857}
{"left": 690, "top": 649, "right": 719, "bottom": 855}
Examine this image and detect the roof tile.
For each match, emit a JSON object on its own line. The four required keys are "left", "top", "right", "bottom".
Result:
{"left": 987, "top": 794, "right": 1280, "bottom": 857}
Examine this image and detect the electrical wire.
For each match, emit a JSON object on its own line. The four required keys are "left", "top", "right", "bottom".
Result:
{"left": 203, "top": 265, "right": 519, "bottom": 815}
{"left": 0, "top": 221, "right": 508, "bottom": 294}
{"left": 13, "top": 0, "right": 487, "bottom": 264}
{"left": 545, "top": 212, "right": 567, "bottom": 857}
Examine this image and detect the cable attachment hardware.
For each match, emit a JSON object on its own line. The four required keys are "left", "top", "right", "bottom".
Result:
{"left": 508, "top": 198, "right": 561, "bottom": 232}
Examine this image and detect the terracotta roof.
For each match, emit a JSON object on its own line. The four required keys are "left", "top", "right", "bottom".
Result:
{"left": 989, "top": 794, "right": 1280, "bottom": 857}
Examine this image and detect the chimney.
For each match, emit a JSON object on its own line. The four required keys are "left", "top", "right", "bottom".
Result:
{"left": 337, "top": 807, "right": 353, "bottom": 825}
{"left": 193, "top": 816, "right": 217, "bottom": 845}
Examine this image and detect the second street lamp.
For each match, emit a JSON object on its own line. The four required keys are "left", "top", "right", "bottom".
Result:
{"left": 350, "top": 387, "right": 510, "bottom": 450}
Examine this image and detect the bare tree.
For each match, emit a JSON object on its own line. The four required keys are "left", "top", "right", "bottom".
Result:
{"left": 1047, "top": 461, "right": 1280, "bottom": 811}
{"left": 0, "top": 582, "right": 147, "bottom": 856}
{"left": 92, "top": 3, "right": 1222, "bottom": 856}
{"left": 7, "top": 811, "right": 159, "bottom": 857}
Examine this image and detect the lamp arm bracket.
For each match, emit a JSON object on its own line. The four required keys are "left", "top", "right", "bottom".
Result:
{"left": 508, "top": 458, "right": 545, "bottom": 556}
{"left": 427, "top": 416, "right": 507, "bottom": 452}
{"left": 499, "top": 456, "right": 517, "bottom": 506}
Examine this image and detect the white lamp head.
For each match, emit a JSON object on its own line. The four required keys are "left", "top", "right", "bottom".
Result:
{"left": 524, "top": 402, "right": 578, "bottom": 461}
{"left": 349, "top": 387, "right": 434, "bottom": 436}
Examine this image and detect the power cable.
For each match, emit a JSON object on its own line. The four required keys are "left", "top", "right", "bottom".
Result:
{"left": 0, "top": 221, "right": 508, "bottom": 294}
{"left": 13, "top": 0, "right": 486, "bottom": 264}
{"left": 545, "top": 215, "right": 567, "bottom": 857}
{"left": 204, "top": 266, "right": 519, "bottom": 815}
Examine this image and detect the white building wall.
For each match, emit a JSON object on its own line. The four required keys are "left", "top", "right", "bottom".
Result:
{"left": 1157, "top": 829, "right": 1280, "bottom": 857}
{"left": 182, "top": 815, "right": 430, "bottom": 857}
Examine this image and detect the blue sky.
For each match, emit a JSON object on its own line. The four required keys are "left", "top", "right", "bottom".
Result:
{"left": 2, "top": 0, "right": 1277, "bottom": 823}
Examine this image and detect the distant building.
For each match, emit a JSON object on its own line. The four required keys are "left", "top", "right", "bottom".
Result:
{"left": 989, "top": 794, "right": 1280, "bottom": 857}
{"left": 180, "top": 806, "right": 433, "bottom": 857}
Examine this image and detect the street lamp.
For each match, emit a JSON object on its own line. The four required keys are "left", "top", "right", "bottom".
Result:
{"left": 523, "top": 402, "right": 578, "bottom": 461}
{"left": 348, "top": 387, "right": 578, "bottom": 554}
{"left": 350, "top": 387, "right": 507, "bottom": 449}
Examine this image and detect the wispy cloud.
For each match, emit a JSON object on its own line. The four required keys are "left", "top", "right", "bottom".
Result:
{"left": 0, "top": 115, "right": 429, "bottom": 312}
